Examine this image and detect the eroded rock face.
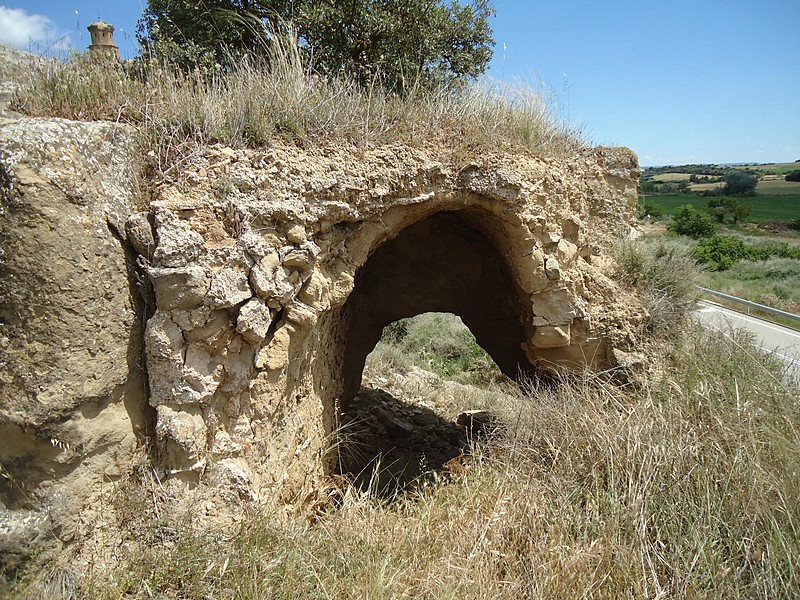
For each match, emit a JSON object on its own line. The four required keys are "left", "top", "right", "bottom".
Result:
{"left": 0, "top": 118, "right": 148, "bottom": 566}
{"left": 141, "top": 140, "right": 646, "bottom": 501}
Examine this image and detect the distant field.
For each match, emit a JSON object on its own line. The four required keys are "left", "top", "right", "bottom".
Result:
{"left": 748, "top": 162, "right": 800, "bottom": 174}
{"left": 648, "top": 194, "right": 799, "bottom": 222}
{"left": 688, "top": 180, "right": 800, "bottom": 195}
{"left": 756, "top": 179, "right": 800, "bottom": 195}
{"left": 651, "top": 172, "right": 692, "bottom": 182}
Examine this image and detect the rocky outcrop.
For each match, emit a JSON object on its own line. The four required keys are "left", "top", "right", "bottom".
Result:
{"left": 1, "top": 116, "right": 645, "bottom": 567}
{"left": 0, "top": 118, "right": 148, "bottom": 567}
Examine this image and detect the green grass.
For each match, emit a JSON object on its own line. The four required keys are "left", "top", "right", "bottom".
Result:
{"left": 645, "top": 194, "right": 799, "bottom": 223}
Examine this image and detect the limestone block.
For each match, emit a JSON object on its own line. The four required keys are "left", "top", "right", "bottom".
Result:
{"left": 254, "top": 322, "right": 294, "bottom": 370}
{"left": 149, "top": 264, "right": 210, "bottom": 311}
{"left": 517, "top": 250, "right": 548, "bottom": 294}
{"left": 250, "top": 251, "right": 298, "bottom": 305}
{"left": 145, "top": 311, "right": 186, "bottom": 406}
{"left": 171, "top": 305, "right": 216, "bottom": 331}
{"left": 542, "top": 231, "right": 561, "bottom": 245}
{"left": 155, "top": 405, "right": 207, "bottom": 473}
{"left": 298, "top": 269, "right": 331, "bottom": 309}
{"left": 531, "top": 324, "right": 571, "bottom": 348}
{"left": 531, "top": 289, "right": 576, "bottom": 325}
{"left": 145, "top": 310, "right": 184, "bottom": 360}
{"left": 182, "top": 345, "right": 224, "bottom": 403}
{"left": 236, "top": 298, "right": 273, "bottom": 344}
{"left": 329, "top": 271, "right": 355, "bottom": 307}
{"left": 206, "top": 264, "right": 252, "bottom": 309}
{"left": 556, "top": 239, "right": 578, "bottom": 265}
{"left": 183, "top": 309, "right": 231, "bottom": 345}
{"left": 152, "top": 209, "right": 205, "bottom": 267}
{"left": 286, "top": 223, "right": 307, "bottom": 244}
{"left": 125, "top": 212, "right": 155, "bottom": 260}
{"left": 282, "top": 240, "right": 320, "bottom": 271}
{"left": 205, "top": 245, "right": 254, "bottom": 309}
{"left": 209, "top": 459, "right": 258, "bottom": 503}
{"left": 285, "top": 300, "right": 318, "bottom": 329}
{"left": 238, "top": 230, "right": 272, "bottom": 259}
{"left": 545, "top": 257, "right": 561, "bottom": 280}
{"left": 561, "top": 216, "right": 582, "bottom": 241}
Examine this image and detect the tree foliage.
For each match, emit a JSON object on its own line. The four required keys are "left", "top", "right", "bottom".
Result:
{"left": 137, "top": 0, "right": 495, "bottom": 92}
{"left": 706, "top": 197, "right": 752, "bottom": 224}
{"left": 668, "top": 204, "right": 716, "bottom": 239}
{"left": 785, "top": 170, "right": 800, "bottom": 182}
{"left": 721, "top": 171, "right": 758, "bottom": 196}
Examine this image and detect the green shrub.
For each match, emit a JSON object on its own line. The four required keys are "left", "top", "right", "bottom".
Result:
{"left": 376, "top": 313, "right": 502, "bottom": 385}
{"left": 693, "top": 235, "right": 749, "bottom": 270}
{"left": 721, "top": 170, "right": 758, "bottom": 195}
{"left": 668, "top": 204, "right": 716, "bottom": 238}
{"left": 785, "top": 169, "right": 800, "bottom": 182}
{"left": 693, "top": 235, "right": 800, "bottom": 271}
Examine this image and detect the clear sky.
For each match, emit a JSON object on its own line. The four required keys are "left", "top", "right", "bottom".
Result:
{"left": 1, "top": 1, "right": 798, "bottom": 166}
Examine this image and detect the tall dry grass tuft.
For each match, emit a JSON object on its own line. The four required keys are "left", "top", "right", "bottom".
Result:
{"left": 13, "top": 34, "right": 584, "bottom": 181}
{"left": 613, "top": 236, "right": 701, "bottom": 336}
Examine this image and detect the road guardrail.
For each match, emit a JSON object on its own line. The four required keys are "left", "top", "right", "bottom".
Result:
{"left": 696, "top": 286, "right": 800, "bottom": 324}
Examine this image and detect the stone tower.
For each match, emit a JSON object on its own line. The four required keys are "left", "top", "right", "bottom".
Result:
{"left": 87, "top": 21, "right": 119, "bottom": 60}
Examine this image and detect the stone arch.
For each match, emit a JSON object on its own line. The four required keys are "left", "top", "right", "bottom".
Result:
{"left": 337, "top": 207, "right": 536, "bottom": 409}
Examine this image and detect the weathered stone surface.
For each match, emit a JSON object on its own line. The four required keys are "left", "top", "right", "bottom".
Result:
{"left": 125, "top": 212, "right": 156, "bottom": 260}
{"left": 236, "top": 298, "right": 273, "bottom": 343}
{"left": 1, "top": 116, "right": 647, "bottom": 568}
{"left": 531, "top": 324, "right": 571, "bottom": 349}
{"left": 0, "top": 118, "right": 146, "bottom": 563}
{"left": 137, "top": 140, "right": 646, "bottom": 510}
{"left": 149, "top": 264, "right": 210, "bottom": 310}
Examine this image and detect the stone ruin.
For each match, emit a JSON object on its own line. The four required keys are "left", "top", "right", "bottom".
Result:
{"left": 0, "top": 117, "right": 645, "bottom": 565}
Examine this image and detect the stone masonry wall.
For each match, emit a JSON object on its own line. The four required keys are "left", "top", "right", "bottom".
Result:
{"left": 0, "top": 116, "right": 645, "bottom": 563}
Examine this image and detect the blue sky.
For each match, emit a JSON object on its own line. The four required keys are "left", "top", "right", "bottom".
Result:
{"left": 1, "top": 1, "right": 798, "bottom": 166}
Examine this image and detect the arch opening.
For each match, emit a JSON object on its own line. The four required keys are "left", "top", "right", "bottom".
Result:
{"left": 327, "top": 209, "right": 547, "bottom": 490}
{"left": 336, "top": 312, "right": 507, "bottom": 493}
{"left": 339, "top": 210, "right": 538, "bottom": 410}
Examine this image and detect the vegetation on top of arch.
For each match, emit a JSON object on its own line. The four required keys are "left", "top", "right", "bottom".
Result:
{"left": 11, "top": 19, "right": 585, "bottom": 180}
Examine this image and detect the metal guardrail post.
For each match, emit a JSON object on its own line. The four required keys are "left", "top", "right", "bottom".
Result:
{"left": 696, "top": 286, "right": 800, "bottom": 323}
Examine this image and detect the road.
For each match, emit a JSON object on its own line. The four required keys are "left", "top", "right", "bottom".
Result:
{"left": 694, "top": 300, "right": 800, "bottom": 377}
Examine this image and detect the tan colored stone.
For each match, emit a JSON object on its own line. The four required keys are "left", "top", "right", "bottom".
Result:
{"left": 531, "top": 324, "right": 571, "bottom": 349}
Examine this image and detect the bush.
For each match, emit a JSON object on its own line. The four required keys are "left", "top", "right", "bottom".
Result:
{"left": 668, "top": 204, "right": 715, "bottom": 238}
{"left": 785, "top": 170, "right": 800, "bottom": 182}
{"left": 693, "top": 235, "right": 800, "bottom": 271}
{"left": 706, "top": 197, "right": 752, "bottom": 224}
{"left": 693, "top": 235, "right": 748, "bottom": 271}
{"left": 721, "top": 170, "right": 758, "bottom": 195}
{"left": 376, "top": 313, "right": 502, "bottom": 385}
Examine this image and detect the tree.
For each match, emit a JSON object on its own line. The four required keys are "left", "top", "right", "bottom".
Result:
{"left": 721, "top": 171, "right": 758, "bottom": 196}
{"left": 706, "top": 197, "right": 752, "bottom": 224}
{"left": 137, "top": 0, "right": 495, "bottom": 92}
{"left": 668, "top": 204, "right": 715, "bottom": 239}
{"left": 785, "top": 170, "right": 800, "bottom": 182}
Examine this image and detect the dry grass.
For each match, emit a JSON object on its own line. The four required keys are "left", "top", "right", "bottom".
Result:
{"left": 612, "top": 236, "right": 701, "bottom": 336}
{"left": 12, "top": 36, "right": 584, "bottom": 181}
{"left": 9, "top": 323, "right": 799, "bottom": 599}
